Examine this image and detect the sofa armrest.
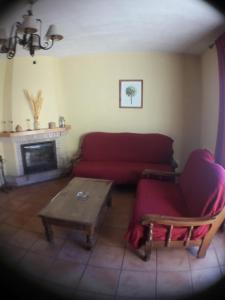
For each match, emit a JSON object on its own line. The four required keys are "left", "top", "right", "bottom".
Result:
{"left": 71, "top": 148, "right": 82, "bottom": 164}
{"left": 171, "top": 157, "right": 178, "bottom": 170}
{"left": 141, "top": 169, "right": 181, "bottom": 181}
{"left": 71, "top": 154, "right": 81, "bottom": 164}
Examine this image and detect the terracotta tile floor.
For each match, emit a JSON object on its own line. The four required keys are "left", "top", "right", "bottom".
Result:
{"left": 0, "top": 176, "right": 225, "bottom": 300}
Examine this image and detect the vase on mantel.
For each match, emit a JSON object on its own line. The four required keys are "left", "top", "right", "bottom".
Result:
{"left": 34, "top": 117, "right": 40, "bottom": 130}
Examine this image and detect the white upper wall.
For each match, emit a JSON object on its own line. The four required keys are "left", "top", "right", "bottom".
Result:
{"left": 1, "top": 0, "right": 224, "bottom": 57}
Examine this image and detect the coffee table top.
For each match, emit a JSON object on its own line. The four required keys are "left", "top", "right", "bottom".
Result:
{"left": 38, "top": 177, "right": 113, "bottom": 225}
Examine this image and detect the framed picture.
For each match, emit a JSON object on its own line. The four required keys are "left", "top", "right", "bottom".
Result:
{"left": 119, "top": 80, "right": 143, "bottom": 108}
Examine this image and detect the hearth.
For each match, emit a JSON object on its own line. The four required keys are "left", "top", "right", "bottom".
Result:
{"left": 21, "top": 141, "right": 57, "bottom": 175}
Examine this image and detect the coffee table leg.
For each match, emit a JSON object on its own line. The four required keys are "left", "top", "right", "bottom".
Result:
{"left": 86, "top": 226, "right": 94, "bottom": 250}
{"left": 42, "top": 218, "right": 53, "bottom": 242}
{"left": 107, "top": 193, "right": 112, "bottom": 207}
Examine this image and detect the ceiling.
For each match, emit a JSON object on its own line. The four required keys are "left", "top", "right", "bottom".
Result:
{"left": 1, "top": 0, "right": 225, "bottom": 57}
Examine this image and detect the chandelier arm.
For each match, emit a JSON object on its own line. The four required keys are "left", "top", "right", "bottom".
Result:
{"left": 34, "top": 19, "right": 54, "bottom": 50}
{"left": 40, "top": 39, "right": 54, "bottom": 50}
{"left": 6, "top": 32, "right": 21, "bottom": 59}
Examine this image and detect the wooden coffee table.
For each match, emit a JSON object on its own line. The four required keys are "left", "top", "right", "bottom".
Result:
{"left": 38, "top": 177, "right": 113, "bottom": 249}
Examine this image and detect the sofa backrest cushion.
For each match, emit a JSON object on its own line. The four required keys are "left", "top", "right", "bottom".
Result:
{"left": 180, "top": 149, "right": 225, "bottom": 217}
{"left": 80, "top": 132, "right": 174, "bottom": 163}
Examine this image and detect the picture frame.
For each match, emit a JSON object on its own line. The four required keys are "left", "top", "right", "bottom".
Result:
{"left": 119, "top": 80, "right": 143, "bottom": 108}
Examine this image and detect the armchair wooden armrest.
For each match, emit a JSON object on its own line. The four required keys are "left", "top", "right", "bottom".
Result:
{"left": 140, "top": 208, "right": 225, "bottom": 261}
{"left": 141, "top": 169, "right": 181, "bottom": 181}
{"left": 141, "top": 214, "right": 215, "bottom": 226}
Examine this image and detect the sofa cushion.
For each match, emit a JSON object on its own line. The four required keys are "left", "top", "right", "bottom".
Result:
{"left": 80, "top": 132, "right": 174, "bottom": 163}
{"left": 180, "top": 149, "right": 225, "bottom": 217}
{"left": 73, "top": 161, "right": 173, "bottom": 184}
{"left": 125, "top": 179, "right": 189, "bottom": 248}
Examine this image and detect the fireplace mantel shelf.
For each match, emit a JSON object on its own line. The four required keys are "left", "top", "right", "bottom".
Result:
{"left": 0, "top": 125, "right": 71, "bottom": 137}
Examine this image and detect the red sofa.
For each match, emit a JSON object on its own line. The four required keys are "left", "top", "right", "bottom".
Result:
{"left": 72, "top": 132, "right": 176, "bottom": 184}
{"left": 125, "top": 149, "right": 225, "bottom": 259}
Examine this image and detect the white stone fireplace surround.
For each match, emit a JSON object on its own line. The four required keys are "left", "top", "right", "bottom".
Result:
{"left": 0, "top": 128, "right": 71, "bottom": 186}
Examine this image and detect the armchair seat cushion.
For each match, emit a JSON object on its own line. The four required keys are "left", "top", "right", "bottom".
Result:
{"left": 125, "top": 179, "right": 190, "bottom": 248}
{"left": 74, "top": 161, "right": 172, "bottom": 185}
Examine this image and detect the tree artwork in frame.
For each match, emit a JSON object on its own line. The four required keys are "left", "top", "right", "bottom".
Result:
{"left": 119, "top": 80, "right": 143, "bottom": 108}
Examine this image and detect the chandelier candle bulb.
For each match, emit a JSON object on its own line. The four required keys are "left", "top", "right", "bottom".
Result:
{"left": 46, "top": 25, "right": 63, "bottom": 41}
{"left": 21, "top": 15, "right": 38, "bottom": 34}
{"left": 31, "top": 35, "right": 41, "bottom": 49}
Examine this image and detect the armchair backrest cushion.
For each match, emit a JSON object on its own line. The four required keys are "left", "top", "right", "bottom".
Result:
{"left": 80, "top": 132, "right": 174, "bottom": 163}
{"left": 180, "top": 149, "right": 225, "bottom": 217}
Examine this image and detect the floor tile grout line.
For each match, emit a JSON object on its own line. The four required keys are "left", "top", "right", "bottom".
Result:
{"left": 186, "top": 248, "right": 194, "bottom": 298}
{"left": 10, "top": 243, "right": 30, "bottom": 267}
{"left": 188, "top": 245, "right": 224, "bottom": 296}
{"left": 7, "top": 230, "right": 40, "bottom": 252}
{"left": 30, "top": 233, "right": 89, "bottom": 294}
{"left": 113, "top": 244, "right": 127, "bottom": 299}
{"left": 73, "top": 242, "right": 95, "bottom": 292}
{"left": 213, "top": 242, "right": 225, "bottom": 276}
{"left": 21, "top": 234, "right": 68, "bottom": 278}
{"left": 49, "top": 233, "right": 71, "bottom": 261}
{"left": 155, "top": 248, "right": 158, "bottom": 300}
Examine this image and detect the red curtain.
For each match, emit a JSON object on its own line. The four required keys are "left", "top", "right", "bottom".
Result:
{"left": 215, "top": 32, "right": 225, "bottom": 168}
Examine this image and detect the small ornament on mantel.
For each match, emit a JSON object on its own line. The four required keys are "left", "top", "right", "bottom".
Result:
{"left": 2, "top": 121, "right": 7, "bottom": 132}
{"left": 8, "top": 120, "right": 14, "bottom": 132}
{"left": 15, "top": 125, "right": 23, "bottom": 132}
{"left": 59, "top": 116, "right": 65, "bottom": 128}
{"left": 26, "top": 118, "right": 31, "bottom": 131}
{"left": 23, "top": 89, "right": 44, "bottom": 130}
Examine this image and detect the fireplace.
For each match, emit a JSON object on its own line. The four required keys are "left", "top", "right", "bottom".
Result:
{"left": 21, "top": 141, "right": 57, "bottom": 175}
{"left": 0, "top": 127, "right": 71, "bottom": 186}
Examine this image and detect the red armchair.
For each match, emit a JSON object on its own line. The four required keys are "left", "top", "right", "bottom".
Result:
{"left": 125, "top": 149, "right": 225, "bottom": 260}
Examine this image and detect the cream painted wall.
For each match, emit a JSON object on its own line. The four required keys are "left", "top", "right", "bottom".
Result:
{"left": 10, "top": 56, "right": 63, "bottom": 130}
{"left": 0, "top": 56, "right": 72, "bottom": 175}
{"left": 181, "top": 55, "right": 202, "bottom": 166}
{"left": 0, "top": 59, "right": 7, "bottom": 157}
{"left": 0, "top": 52, "right": 202, "bottom": 174}
{"left": 201, "top": 48, "right": 219, "bottom": 153}
{"left": 61, "top": 52, "right": 201, "bottom": 167}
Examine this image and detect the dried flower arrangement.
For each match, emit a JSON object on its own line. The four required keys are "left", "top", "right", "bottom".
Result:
{"left": 23, "top": 89, "right": 44, "bottom": 130}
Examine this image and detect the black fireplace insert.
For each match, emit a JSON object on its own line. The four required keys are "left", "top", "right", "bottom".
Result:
{"left": 21, "top": 141, "right": 57, "bottom": 175}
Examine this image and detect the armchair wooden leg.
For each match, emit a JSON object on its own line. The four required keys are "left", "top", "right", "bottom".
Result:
{"left": 197, "top": 243, "right": 207, "bottom": 258}
{"left": 198, "top": 213, "right": 225, "bottom": 258}
{"left": 220, "top": 221, "right": 225, "bottom": 232}
{"left": 197, "top": 235, "right": 212, "bottom": 258}
{"left": 143, "top": 223, "right": 153, "bottom": 261}
{"left": 143, "top": 241, "right": 151, "bottom": 261}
